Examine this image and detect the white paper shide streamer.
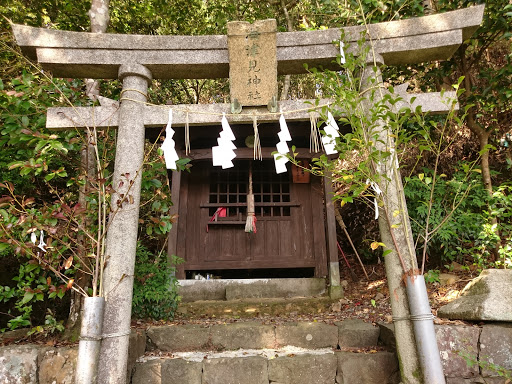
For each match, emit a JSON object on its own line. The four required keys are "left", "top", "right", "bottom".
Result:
{"left": 366, "top": 179, "right": 382, "bottom": 220}
{"left": 161, "top": 109, "right": 180, "bottom": 170}
{"left": 339, "top": 41, "right": 346, "bottom": 64}
{"left": 212, "top": 113, "right": 237, "bottom": 169}
{"left": 274, "top": 113, "right": 292, "bottom": 174}
{"left": 322, "top": 111, "right": 340, "bottom": 155}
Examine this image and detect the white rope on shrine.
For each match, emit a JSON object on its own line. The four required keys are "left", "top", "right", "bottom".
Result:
{"left": 309, "top": 111, "right": 321, "bottom": 153}
{"left": 252, "top": 114, "right": 262, "bottom": 161}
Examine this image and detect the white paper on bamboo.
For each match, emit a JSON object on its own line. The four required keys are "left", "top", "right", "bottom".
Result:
{"left": 161, "top": 109, "right": 180, "bottom": 170}
{"left": 274, "top": 113, "right": 292, "bottom": 174}
{"left": 322, "top": 111, "right": 340, "bottom": 155}
{"left": 212, "top": 113, "right": 237, "bottom": 169}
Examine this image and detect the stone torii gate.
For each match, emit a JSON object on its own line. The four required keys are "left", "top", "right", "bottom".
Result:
{"left": 12, "top": 5, "right": 484, "bottom": 384}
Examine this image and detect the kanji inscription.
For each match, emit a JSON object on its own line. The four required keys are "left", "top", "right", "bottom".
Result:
{"left": 227, "top": 19, "right": 278, "bottom": 107}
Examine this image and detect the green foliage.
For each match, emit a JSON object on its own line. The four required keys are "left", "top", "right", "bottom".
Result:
{"left": 404, "top": 168, "right": 489, "bottom": 264}
{"left": 459, "top": 350, "right": 512, "bottom": 380}
{"left": 424, "top": 269, "right": 440, "bottom": 284}
{"left": 132, "top": 244, "right": 181, "bottom": 321}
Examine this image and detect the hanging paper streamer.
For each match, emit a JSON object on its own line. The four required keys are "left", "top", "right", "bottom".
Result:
{"left": 366, "top": 179, "right": 382, "bottom": 220}
{"left": 185, "top": 110, "right": 191, "bottom": 155}
{"left": 309, "top": 111, "right": 321, "bottom": 153}
{"left": 321, "top": 111, "right": 340, "bottom": 155}
{"left": 252, "top": 115, "right": 262, "bottom": 161}
{"left": 339, "top": 41, "right": 346, "bottom": 64}
{"left": 274, "top": 113, "right": 292, "bottom": 174}
{"left": 161, "top": 109, "right": 180, "bottom": 170}
{"left": 212, "top": 113, "right": 237, "bottom": 169}
{"left": 38, "top": 230, "right": 47, "bottom": 253}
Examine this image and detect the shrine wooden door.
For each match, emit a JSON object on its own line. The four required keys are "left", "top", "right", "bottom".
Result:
{"left": 176, "top": 160, "right": 328, "bottom": 277}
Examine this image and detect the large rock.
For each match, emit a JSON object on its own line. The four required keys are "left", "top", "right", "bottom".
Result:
{"left": 268, "top": 353, "right": 337, "bottom": 384}
{"left": 211, "top": 322, "right": 275, "bottom": 350}
{"left": 0, "top": 344, "right": 45, "bottom": 384}
{"left": 202, "top": 356, "right": 268, "bottom": 384}
{"left": 275, "top": 322, "right": 338, "bottom": 348}
{"left": 435, "top": 325, "right": 480, "bottom": 378}
{"left": 479, "top": 323, "right": 512, "bottom": 377}
{"left": 336, "top": 351, "right": 400, "bottom": 384}
{"left": 38, "top": 347, "right": 77, "bottom": 384}
{"left": 438, "top": 269, "right": 512, "bottom": 321}
{"left": 338, "top": 319, "right": 380, "bottom": 348}
{"left": 147, "top": 324, "right": 210, "bottom": 351}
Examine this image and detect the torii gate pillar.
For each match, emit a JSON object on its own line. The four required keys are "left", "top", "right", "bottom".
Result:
{"left": 97, "top": 64, "right": 152, "bottom": 384}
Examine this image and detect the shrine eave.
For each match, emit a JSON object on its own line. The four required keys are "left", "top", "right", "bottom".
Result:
{"left": 12, "top": 5, "right": 484, "bottom": 80}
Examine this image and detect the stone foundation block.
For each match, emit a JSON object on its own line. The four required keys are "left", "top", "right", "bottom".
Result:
{"left": 132, "top": 359, "right": 162, "bottom": 384}
{"left": 479, "top": 323, "right": 512, "bottom": 377}
{"left": 162, "top": 359, "right": 202, "bottom": 384}
{"left": 435, "top": 325, "right": 480, "bottom": 378}
{"left": 338, "top": 319, "right": 380, "bottom": 348}
{"left": 0, "top": 344, "right": 45, "bottom": 384}
{"left": 336, "top": 351, "right": 399, "bottom": 384}
{"left": 128, "top": 329, "right": 147, "bottom": 381}
{"left": 147, "top": 325, "right": 211, "bottom": 351}
{"left": 39, "top": 347, "right": 77, "bottom": 384}
{"left": 211, "top": 322, "right": 275, "bottom": 350}
{"left": 276, "top": 322, "right": 338, "bottom": 348}
{"left": 268, "top": 353, "right": 337, "bottom": 384}
{"left": 203, "top": 356, "right": 268, "bottom": 384}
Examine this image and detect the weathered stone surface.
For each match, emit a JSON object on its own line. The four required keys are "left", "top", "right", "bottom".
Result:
{"left": 147, "top": 324, "right": 211, "bottom": 352}
{"left": 127, "top": 329, "right": 147, "bottom": 381}
{"left": 203, "top": 356, "right": 268, "bottom": 384}
{"left": 479, "top": 323, "right": 512, "bottom": 377}
{"left": 12, "top": 6, "right": 484, "bottom": 79}
{"left": 39, "top": 347, "right": 77, "bottom": 384}
{"left": 0, "top": 344, "right": 42, "bottom": 384}
{"left": 162, "top": 358, "right": 202, "bottom": 384}
{"left": 336, "top": 351, "right": 400, "bottom": 384}
{"left": 225, "top": 278, "right": 326, "bottom": 300}
{"left": 275, "top": 322, "right": 338, "bottom": 348}
{"left": 338, "top": 319, "right": 380, "bottom": 348}
{"left": 132, "top": 359, "right": 162, "bottom": 384}
{"left": 377, "top": 322, "right": 396, "bottom": 350}
{"left": 211, "top": 322, "right": 275, "bottom": 350}
{"left": 438, "top": 269, "right": 512, "bottom": 321}
{"left": 228, "top": 19, "right": 278, "bottom": 107}
{"left": 435, "top": 325, "right": 480, "bottom": 378}
{"left": 268, "top": 353, "right": 337, "bottom": 384}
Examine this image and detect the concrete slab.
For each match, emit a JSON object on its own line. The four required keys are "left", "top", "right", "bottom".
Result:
{"left": 203, "top": 356, "right": 268, "bottom": 384}
{"left": 147, "top": 324, "right": 210, "bottom": 352}
{"left": 211, "top": 322, "right": 275, "bottom": 350}
{"left": 338, "top": 319, "right": 380, "bottom": 348}
{"left": 178, "top": 278, "right": 326, "bottom": 302}
{"left": 268, "top": 353, "right": 337, "bottom": 384}
{"left": 275, "top": 322, "right": 338, "bottom": 349}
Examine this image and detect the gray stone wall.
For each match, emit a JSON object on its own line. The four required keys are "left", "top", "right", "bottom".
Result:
{"left": 0, "top": 323, "right": 510, "bottom": 383}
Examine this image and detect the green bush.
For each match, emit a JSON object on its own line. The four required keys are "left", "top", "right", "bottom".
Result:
{"left": 404, "top": 167, "right": 489, "bottom": 265}
{"left": 132, "top": 244, "right": 181, "bottom": 321}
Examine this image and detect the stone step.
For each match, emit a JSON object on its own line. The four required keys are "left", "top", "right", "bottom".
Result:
{"left": 132, "top": 350, "right": 400, "bottom": 384}
{"left": 178, "top": 278, "right": 326, "bottom": 302}
{"left": 147, "top": 319, "right": 381, "bottom": 352}
{"left": 176, "top": 297, "right": 335, "bottom": 320}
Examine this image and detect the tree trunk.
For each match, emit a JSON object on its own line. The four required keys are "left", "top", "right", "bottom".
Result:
{"left": 361, "top": 56, "right": 422, "bottom": 384}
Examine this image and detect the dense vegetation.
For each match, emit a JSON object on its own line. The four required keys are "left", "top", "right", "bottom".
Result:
{"left": 0, "top": 0, "right": 510, "bottom": 334}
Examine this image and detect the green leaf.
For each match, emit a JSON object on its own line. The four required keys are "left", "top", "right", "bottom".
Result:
{"left": 20, "top": 291, "right": 34, "bottom": 305}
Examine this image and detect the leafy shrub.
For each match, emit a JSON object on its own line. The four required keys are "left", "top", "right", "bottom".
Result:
{"left": 404, "top": 167, "right": 489, "bottom": 265}
{"left": 132, "top": 244, "right": 181, "bottom": 321}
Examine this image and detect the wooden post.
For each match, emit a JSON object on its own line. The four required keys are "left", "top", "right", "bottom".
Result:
{"left": 324, "top": 174, "right": 342, "bottom": 299}
{"left": 167, "top": 170, "right": 183, "bottom": 278}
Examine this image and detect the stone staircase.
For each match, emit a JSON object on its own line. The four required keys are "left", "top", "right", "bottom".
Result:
{"left": 131, "top": 319, "right": 400, "bottom": 384}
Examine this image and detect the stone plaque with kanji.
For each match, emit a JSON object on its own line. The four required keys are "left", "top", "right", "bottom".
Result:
{"left": 227, "top": 19, "right": 278, "bottom": 107}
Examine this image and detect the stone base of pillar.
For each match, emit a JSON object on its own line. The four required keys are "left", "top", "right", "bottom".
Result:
{"left": 329, "top": 285, "right": 343, "bottom": 300}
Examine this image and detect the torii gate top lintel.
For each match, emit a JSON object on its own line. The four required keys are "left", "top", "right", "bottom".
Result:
{"left": 12, "top": 5, "right": 484, "bottom": 80}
